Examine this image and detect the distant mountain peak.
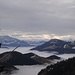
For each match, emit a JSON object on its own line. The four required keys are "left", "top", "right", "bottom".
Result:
{"left": 31, "top": 39, "right": 75, "bottom": 54}
{"left": 0, "top": 35, "right": 30, "bottom": 47}
{"left": 49, "top": 39, "right": 65, "bottom": 44}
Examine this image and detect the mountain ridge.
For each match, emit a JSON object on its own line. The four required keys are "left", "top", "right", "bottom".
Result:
{"left": 0, "top": 35, "right": 30, "bottom": 47}
{"left": 31, "top": 39, "right": 75, "bottom": 54}
{"left": 0, "top": 51, "right": 58, "bottom": 65}
{"left": 0, "top": 35, "right": 46, "bottom": 47}
{"left": 38, "top": 57, "right": 75, "bottom": 75}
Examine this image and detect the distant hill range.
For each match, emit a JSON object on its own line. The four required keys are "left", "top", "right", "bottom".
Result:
{"left": 0, "top": 35, "right": 46, "bottom": 47}
{"left": 31, "top": 39, "right": 75, "bottom": 54}
{"left": 25, "top": 40, "right": 46, "bottom": 46}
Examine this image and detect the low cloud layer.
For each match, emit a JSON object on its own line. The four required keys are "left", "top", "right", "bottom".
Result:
{"left": 0, "top": 30, "right": 75, "bottom": 41}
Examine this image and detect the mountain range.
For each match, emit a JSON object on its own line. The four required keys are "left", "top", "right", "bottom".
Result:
{"left": 0, "top": 35, "right": 46, "bottom": 47}
{"left": 0, "top": 35, "right": 30, "bottom": 47}
{"left": 25, "top": 40, "right": 46, "bottom": 46}
{"left": 31, "top": 39, "right": 75, "bottom": 54}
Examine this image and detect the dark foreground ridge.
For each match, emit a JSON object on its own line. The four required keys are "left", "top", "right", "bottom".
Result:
{"left": 0, "top": 51, "right": 56, "bottom": 65}
{"left": 0, "top": 65, "right": 18, "bottom": 74}
{"left": 46, "top": 55, "right": 61, "bottom": 60}
{"left": 0, "top": 65, "right": 5, "bottom": 72}
{"left": 38, "top": 57, "right": 75, "bottom": 75}
{"left": 0, "top": 50, "right": 61, "bottom": 74}
{"left": 0, "top": 51, "right": 40, "bottom": 65}
{"left": 31, "top": 39, "right": 75, "bottom": 54}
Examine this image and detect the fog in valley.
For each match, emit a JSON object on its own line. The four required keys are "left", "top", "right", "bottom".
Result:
{"left": 11, "top": 65, "right": 46, "bottom": 75}
{"left": 1, "top": 47, "right": 75, "bottom": 75}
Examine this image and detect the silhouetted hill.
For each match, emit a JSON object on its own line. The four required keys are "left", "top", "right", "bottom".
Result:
{"left": 0, "top": 51, "right": 52, "bottom": 65}
{"left": 46, "top": 55, "right": 61, "bottom": 60}
{"left": 0, "top": 65, "right": 18, "bottom": 74}
{"left": 38, "top": 57, "right": 75, "bottom": 75}
{"left": 24, "top": 52, "right": 36, "bottom": 58}
{"left": 31, "top": 39, "right": 75, "bottom": 54}
{"left": 19, "top": 52, "right": 52, "bottom": 64}
{"left": 0, "top": 51, "right": 40, "bottom": 65}
{"left": 0, "top": 65, "right": 5, "bottom": 72}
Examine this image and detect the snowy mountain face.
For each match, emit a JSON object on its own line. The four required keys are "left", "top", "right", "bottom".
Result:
{"left": 31, "top": 39, "right": 75, "bottom": 54}
{"left": 0, "top": 35, "right": 46, "bottom": 47}
{"left": 0, "top": 36, "right": 30, "bottom": 47}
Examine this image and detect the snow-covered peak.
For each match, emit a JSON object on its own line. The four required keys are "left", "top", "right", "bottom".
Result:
{"left": 0, "top": 35, "right": 30, "bottom": 47}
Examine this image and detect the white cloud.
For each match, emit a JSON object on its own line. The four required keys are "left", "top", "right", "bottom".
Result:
{"left": 0, "top": 0, "right": 75, "bottom": 37}
{"left": 0, "top": 30, "right": 75, "bottom": 41}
